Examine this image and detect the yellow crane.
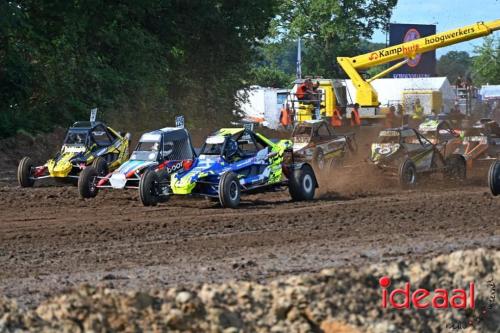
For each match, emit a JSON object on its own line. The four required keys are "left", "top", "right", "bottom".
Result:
{"left": 337, "top": 19, "right": 500, "bottom": 108}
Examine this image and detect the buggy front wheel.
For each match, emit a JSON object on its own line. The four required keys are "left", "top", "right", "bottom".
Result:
{"left": 218, "top": 172, "right": 241, "bottom": 208}
{"left": 139, "top": 170, "right": 161, "bottom": 206}
{"left": 488, "top": 160, "right": 500, "bottom": 196}
{"left": 78, "top": 166, "right": 99, "bottom": 198}
{"left": 289, "top": 165, "right": 316, "bottom": 201}
{"left": 398, "top": 159, "right": 417, "bottom": 189}
{"left": 17, "top": 156, "right": 35, "bottom": 187}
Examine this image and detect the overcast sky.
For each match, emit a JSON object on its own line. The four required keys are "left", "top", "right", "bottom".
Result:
{"left": 370, "top": 0, "right": 500, "bottom": 57}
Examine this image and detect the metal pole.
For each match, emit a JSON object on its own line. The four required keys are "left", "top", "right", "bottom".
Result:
{"left": 296, "top": 37, "right": 302, "bottom": 79}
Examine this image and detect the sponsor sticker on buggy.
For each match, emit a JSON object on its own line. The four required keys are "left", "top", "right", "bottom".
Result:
{"left": 62, "top": 145, "right": 86, "bottom": 153}
{"left": 372, "top": 143, "right": 400, "bottom": 155}
{"left": 165, "top": 161, "right": 184, "bottom": 174}
{"left": 206, "top": 136, "right": 225, "bottom": 144}
{"left": 140, "top": 133, "right": 161, "bottom": 142}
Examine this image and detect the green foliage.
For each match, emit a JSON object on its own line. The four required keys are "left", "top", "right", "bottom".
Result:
{"left": 359, "top": 40, "right": 389, "bottom": 79}
{"left": 254, "top": 39, "right": 299, "bottom": 76}
{"left": 0, "top": 0, "right": 279, "bottom": 138}
{"left": 437, "top": 51, "right": 472, "bottom": 84}
{"left": 472, "top": 36, "right": 500, "bottom": 85}
{"left": 269, "top": 0, "right": 398, "bottom": 78}
{"left": 249, "top": 66, "right": 294, "bottom": 88}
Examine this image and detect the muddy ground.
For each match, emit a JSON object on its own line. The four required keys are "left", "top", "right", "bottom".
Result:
{"left": 0, "top": 127, "right": 499, "bottom": 313}
{"left": 1, "top": 168, "right": 499, "bottom": 309}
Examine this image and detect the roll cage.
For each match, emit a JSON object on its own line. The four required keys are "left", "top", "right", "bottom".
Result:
{"left": 200, "top": 129, "right": 269, "bottom": 161}
{"left": 63, "top": 122, "right": 118, "bottom": 148}
{"left": 379, "top": 128, "right": 432, "bottom": 147}
{"left": 133, "top": 129, "right": 195, "bottom": 162}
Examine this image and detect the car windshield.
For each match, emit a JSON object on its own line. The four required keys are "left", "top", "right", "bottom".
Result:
{"left": 377, "top": 131, "right": 400, "bottom": 144}
{"left": 64, "top": 130, "right": 88, "bottom": 145}
{"left": 136, "top": 141, "right": 160, "bottom": 152}
{"left": 130, "top": 140, "right": 160, "bottom": 161}
{"left": 200, "top": 135, "right": 226, "bottom": 156}
{"left": 201, "top": 143, "right": 224, "bottom": 155}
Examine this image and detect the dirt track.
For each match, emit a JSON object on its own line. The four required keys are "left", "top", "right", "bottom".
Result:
{"left": 1, "top": 170, "right": 499, "bottom": 308}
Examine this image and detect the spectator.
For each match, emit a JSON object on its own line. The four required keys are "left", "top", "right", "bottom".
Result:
{"left": 410, "top": 98, "right": 424, "bottom": 127}
{"left": 331, "top": 106, "right": 343, "bottom": 127}
{"left": 351, "top": 103, "right": 361, "bottom": 127}
{"left": 311, "top": 81, "right": 321, "bottom": 119}
{"left": 396, "top": 104, "right": 405, "bottom": 126}
{"left": 279, "top": 105, "right": 291, "bottom": 129}
{"left": 385, "top": 105, "right": 396, "bottom": 128}
{"left": 295, "top": 80, "right": 310, "bottom": 101}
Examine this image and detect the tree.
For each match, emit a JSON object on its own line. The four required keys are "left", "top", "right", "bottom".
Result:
{"left": 249, "top": 66, "right": 294, "bottom": 88}
{"left": 472, "top": 36, "right": 500, "bottom": 85}
{"left": 0, "top": 0, "right": 280, "bottom": 137}
{"left": 270, "top": 0, "right": 398, "bottom": 78}
{"left": 437, "top": 51, "right": 472, "bottom": 84}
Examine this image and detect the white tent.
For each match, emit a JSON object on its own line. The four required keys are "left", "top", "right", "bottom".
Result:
{"left": 480, "top": 85, "right": 500, "bottom": 100}
{"left": 345, "top": 77, "right": 457, "bottom": 112}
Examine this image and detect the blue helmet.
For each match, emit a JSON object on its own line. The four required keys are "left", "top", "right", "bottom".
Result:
{"left": 225, "top": 138, "right": 238, "bottom": 158}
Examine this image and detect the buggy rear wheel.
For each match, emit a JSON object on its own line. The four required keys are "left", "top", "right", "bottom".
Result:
{"left": 219, "top": 172, "right": 240, "bottom": 208}
{"left": 398, "top": 159, "right": 417, "bottom": 189}
{"left": 92, "top": 157, "right": 108, "bottom": 176}
{"left": 289, "top": 164, "right": 316, "bottom": 201}
{"left": 488, "top": 160, "right": 500, "bottom": 196}
{"left": 17, "top": 157, "right": 35, "bottom": 187}
{"left": 139, "top": 170, "right": 160, "bottom": 206}
{"left": 444, "top": 155, "right": 466, "bottom": 183}
{"left": 78, "top": 166, "right": 99, "bottom": 198}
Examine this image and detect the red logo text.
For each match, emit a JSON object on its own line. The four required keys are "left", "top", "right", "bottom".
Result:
{"left": 379, "top": 276, "right": 475, "bottom": 309}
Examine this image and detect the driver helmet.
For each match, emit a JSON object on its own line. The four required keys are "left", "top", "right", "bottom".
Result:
{"left": 225, "top": 138, "right": 238, "bottom": 158}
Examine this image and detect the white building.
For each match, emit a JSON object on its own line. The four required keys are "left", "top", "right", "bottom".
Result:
{"left": 237, "top": 86, "right": 289, "bottom": 129}
{"left": 480, "top": 85, "right": 500, "bottom": 100}
{"left": 345, "top": 77, "right": 457, "bottom": 113}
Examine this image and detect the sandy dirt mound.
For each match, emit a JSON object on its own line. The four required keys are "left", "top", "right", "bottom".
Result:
{"left": 0, "top": 129, "right": 66, "bottom": 168}
{"left": 0, "top": 249, "right": 497, "bottom": 332}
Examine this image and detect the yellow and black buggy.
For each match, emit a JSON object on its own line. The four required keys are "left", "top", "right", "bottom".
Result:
{"left": 17, "top": 121, "right": 130, "bottom": 187}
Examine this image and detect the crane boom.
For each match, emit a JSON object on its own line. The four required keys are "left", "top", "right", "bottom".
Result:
{"left": 337, "top": 19, "right": 500, "bottom": 107}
